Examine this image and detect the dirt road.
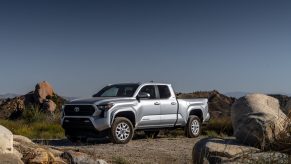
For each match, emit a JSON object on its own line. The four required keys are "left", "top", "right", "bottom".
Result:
{"left": 38, "top": 136, "right": 203, "bottom": 164}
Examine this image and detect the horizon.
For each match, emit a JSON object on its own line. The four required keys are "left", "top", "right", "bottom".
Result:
{"left": 1, "top": 0, "right": 291, "bottom": 97}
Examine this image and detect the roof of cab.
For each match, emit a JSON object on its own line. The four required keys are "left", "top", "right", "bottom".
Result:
{"left": 109, "top": 82, "right": 171, "bottom": 86}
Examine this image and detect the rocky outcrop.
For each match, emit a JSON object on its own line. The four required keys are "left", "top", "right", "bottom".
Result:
{"left": 192, "top": 138, "right": 289, "bottom": 164}
{"left": 193, "top": 93, "right": 291, "bottom": 163}
{"left": 177, "top": 90, "right": 236, "bottom": 118}
{"left": 0, "top": 81, "right": 66, "bottom": 119}
{"left": 231, "top": 93, "right": 288, "bottom": 149}
{"left": 34, "top": 81, "right": 55, "bottom": 104}
{"left": 0, "top": 125, "right": 13, "bottom": 154}
{"left": 0, "top": 125, "right": 107, "bottom": 164}
{"left": 0, "top": 96, "right": 25, "bottom": 119}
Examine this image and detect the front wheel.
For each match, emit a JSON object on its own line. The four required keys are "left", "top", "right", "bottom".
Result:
{"left": 185, "top": 116, "right": 201, "bottom": 138}
{"left": 110, "top": 117, "right": 134, "bottom": 144}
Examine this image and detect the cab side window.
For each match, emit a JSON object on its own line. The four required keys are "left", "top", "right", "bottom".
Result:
{"left": 158, "top": 85, "right": 171, "bottom": 99}
{"left": 139, "top": 85, "right": 156, "bottom": 99}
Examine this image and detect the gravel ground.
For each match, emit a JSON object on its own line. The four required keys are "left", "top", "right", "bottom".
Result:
{"left": 38, "top": 135, "right": 204, "bottom": 164}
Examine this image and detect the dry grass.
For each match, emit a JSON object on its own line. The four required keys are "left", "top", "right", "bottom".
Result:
{"left": 203, "top": 117, "right": 233, "bottom": 137}
{"left": 0, "top": 105, "right": 64, "bottom": 139}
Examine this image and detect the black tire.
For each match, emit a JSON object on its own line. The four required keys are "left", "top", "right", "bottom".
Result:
{"left": 110, "top": 117, "right": 134, "bottom": 144}
{"left": 185, "top": 116, "right": 201, "bottom": 138}
{"left": 144, "top": 130, "right": 159, "bottom": 138}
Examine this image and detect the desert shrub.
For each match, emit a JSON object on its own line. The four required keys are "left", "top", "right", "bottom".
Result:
{"left": 203, "top": 117, "right": 233, "bottom": 136}
{"left": 22, "top": 105, "right": 46, "bottom": 123}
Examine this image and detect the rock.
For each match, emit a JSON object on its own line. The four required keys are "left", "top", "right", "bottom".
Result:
{"left": 231, "top": 93, "right": 288, "bottom": 149}
{"left": 0, "top": 125, "right": 13, "bottom": 154}
{"left": 61, "top": 150, "right": 108, "bottom": 164}
{"left": 192, "top": 138, "right": 260, "bottom": 164}
{"left": 14, "top": 135, "right": 33, "bottom": 144}
{"left": 13, "top": 149, "right": 23, "bottom": 159}
{"left": 29, "top": 148, "right": 49, "bottom": 164}
{"left": 269, "top": 94, "right": 291, "bottom": 114}
{"left": 235, "top": 152, "right": 290, "bottom": 163}
{"left": 47, "top": 148, "right": 63, "bottom": 157}
{"left": 13, "top": 138, "right": 67, "bottom": 164}
{"left": 286, "top": 99, "right": 291, "bottom": 116}
{"left": 0, "top": 96, "right": 25, "bottom": 119}
{"left": 34, "top": 81, "right": 54, "bottom": 104}
{"left": 42, "top": 100, "right": 56, "bottom": 113}
{"left": 0, "top": 153, "right": 24, "bottom": 164}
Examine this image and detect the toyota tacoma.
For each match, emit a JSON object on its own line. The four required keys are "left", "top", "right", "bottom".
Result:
{"left": 61, "top": 82, "right": 210, "bottom": 144}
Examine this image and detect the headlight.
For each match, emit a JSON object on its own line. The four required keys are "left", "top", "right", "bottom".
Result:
{"left": 97, "top": 103, "right": 114, "bottom": 110}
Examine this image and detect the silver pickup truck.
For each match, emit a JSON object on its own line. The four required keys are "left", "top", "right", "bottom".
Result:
{"left": 61, "top": 82, "right": 210, "bottom": 144}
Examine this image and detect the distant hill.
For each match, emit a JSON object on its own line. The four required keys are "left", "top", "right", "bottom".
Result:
{"left": 0, "top": 93, "right": 20, "bottom": 99}
{"left": 224, "top": 92, "right": 249, "bottom": 99}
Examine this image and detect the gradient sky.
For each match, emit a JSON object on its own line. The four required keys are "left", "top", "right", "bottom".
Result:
{"left": 0, "top": 0, "right": 290, "bottom": 97}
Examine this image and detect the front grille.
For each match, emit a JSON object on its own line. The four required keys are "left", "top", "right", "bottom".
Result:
{"left": 64, "top": 105, "right": 96, "bottom": 116}
{"left": 62, "top": 118, "right": 95, "bottom": 129}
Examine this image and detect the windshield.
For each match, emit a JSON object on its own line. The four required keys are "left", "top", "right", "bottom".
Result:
{"left": 93, "top": 84, "right": 139, "bottom": 97}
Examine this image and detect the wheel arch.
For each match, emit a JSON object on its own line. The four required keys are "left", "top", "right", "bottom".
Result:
{"left": 111, "top": 110, "right": 136, "bottom": 127}
{"left": 188, "top": 109, "right": 203, "bottom": 122}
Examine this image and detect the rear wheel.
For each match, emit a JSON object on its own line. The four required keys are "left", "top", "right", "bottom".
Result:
{"left": 144, "top": 130, "right": 159, "bottom": 138}
{"left": 110, "top": 117, "right": 134, "bottom": 144}
{"left": 185, "top": 116, "right": 201, "bottom": 138}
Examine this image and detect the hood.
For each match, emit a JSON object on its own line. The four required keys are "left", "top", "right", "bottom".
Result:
{"left": 68, "top": 97, "right": 136, "bottom": 105}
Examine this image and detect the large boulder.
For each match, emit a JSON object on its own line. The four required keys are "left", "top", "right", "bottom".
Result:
{"left": 231, "top": 93, "right": 288, "bottom": 149}
{"left": 0, "top": 125, "right": 13, "bottom": 154}
{"left": 192, "top": 138, "right": 260, "bottom": 164}
{"left": 0, "top": 153, "right": 23, "bottom": 164}
{"left": 192, "top": 138, "right": 290, "bottom": 164}
{"left": 34, "top": 81, "right": 54, "bottom": 104}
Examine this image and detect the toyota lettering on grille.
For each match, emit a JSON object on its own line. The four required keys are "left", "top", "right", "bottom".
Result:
{"left": 74, "top": 107, "right": 80, "bottom": 112}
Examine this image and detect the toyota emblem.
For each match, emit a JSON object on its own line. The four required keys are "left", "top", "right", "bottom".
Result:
{"left": 74, "top": 107, "right": 80, "bottom": 112}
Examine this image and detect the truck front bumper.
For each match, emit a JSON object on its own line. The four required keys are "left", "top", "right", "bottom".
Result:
{"left": 61, "top": 116, "right": 110, "bottom": 132}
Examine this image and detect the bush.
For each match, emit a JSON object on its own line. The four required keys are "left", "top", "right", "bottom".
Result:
{"left": 22, "top": 105, "right": 46, "bottom": 123}
{"left": 203, "top": 117, "right": 233, "bottom": 136}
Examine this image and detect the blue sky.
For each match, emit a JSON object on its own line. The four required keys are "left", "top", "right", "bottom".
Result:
{"left": 0, "top": 0, "right": 290, "bottom": 97}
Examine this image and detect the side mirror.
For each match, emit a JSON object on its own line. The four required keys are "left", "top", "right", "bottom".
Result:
{"left": 137, "top": 92, "right": 151, "bottom": 99}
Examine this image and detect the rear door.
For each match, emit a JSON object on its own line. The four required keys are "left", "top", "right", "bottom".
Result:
{"left": 158, "top": 85, "right": 178, "bottom": 126}
{"left": 136, "top": 85, "right": 161, "bottom": 128}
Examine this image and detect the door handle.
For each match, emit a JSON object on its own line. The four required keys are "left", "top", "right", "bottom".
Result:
{"left": 154, "top": 102, "right": 160, "bottom": 105}
{"left": 171, "top": 102, "right": 177, "bottom": 105}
